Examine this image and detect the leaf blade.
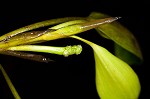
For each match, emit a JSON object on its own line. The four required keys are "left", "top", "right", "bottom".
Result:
{"left": 88, "top": 12, "right": 143, "bottom": 64}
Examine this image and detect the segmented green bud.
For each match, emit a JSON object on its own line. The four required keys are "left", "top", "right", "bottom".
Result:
{"left": 63, "top": 45, "right": 82, "bottom": 57}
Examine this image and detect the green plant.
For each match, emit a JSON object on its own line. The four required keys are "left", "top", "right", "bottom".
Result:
{"left": 0, "top": 12, "right": 143, "bottom": 99}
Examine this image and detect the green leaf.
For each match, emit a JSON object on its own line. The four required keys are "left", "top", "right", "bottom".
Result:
{"left": 71, "top": 36, "right": 141, "bottom": 99}
{"left": 0, "top": 17, "right": 85, "bottom": 41}
{"left": 114, "top": 44, "right": 142, "bottom": 65}
{"left": 88, "top": 12, "right": 143, "bottom": 65}
{"left": 93, "top": 44, "right": 141, "bottom": 99}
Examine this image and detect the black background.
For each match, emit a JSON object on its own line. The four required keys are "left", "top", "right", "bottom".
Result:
{"left": 0, "top": 0, "right": 148, "bottom": 99}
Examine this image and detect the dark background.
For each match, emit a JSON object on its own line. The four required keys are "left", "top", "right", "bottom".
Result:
{"left": 0, "top": 0, "right": 148, "bottom": 99}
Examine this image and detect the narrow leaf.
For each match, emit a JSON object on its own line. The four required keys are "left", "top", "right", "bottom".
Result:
{"left": 0, "top": 49, "right": 51, "bottom": 63}
{"left": 0, "top": 17, "right": 85, "bottom": 41}
{"left": 0, "top": 30, "right": 55, "bottom": 48}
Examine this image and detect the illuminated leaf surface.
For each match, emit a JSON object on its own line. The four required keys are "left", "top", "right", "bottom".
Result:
{"left": 0, "top": 17, "right": 85, "bottom": 41}
{"left": 72, "top": 36, "right": 141, "bottom": 99}
{"left": 93, "top": 44, "right": 141, "bottom": 99}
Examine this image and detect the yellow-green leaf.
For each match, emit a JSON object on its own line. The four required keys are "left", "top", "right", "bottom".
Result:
{"left": 93, "top": 44, "right": 141, "bottom": 99}
{"left": 71, "top": 36, "right": 141, "bottom": 99}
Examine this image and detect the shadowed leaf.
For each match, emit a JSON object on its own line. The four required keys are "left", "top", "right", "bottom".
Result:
{"left": 88, "top": 12, "right": 143, "bottom": 65}
{"left": 114, "top": 44, "right": 142, "bottom": 65}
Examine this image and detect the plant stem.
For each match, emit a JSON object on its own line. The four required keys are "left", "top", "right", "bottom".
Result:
{"left": 6, "top": 45, "right": 82, "bottom": 57}
{"left": 0, "top": 64, "right": 21, "bottom": 99}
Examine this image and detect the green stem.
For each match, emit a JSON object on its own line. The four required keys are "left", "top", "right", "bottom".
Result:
{"left": 6, "top": 45, "right": 82, "bottom": 57}
{"left": 71, "top": 35, "right": 95, "bottom": 47}
{"left": 0, "top": 64, "right": 21, "bottom": 99}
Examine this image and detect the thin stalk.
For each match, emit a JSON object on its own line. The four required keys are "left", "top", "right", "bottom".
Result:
{"left": 6, "top": 45, "right": 82, "bottom": 57}
{"left": 0, "top": 50, "right": 51, "bottom": 63}
{"left": 71, "top": 36, "right": 94, "bottom": 46}
{"left": 0, "top": 64, "right": 21, "bottom": 99}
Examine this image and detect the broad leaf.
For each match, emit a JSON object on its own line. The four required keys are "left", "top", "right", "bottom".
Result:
{"left": 93, "top": 44, "right": 141, "bottom": 99}
{"left": 72, "top": 36, "right": 141, "bottom": 99}
{"left": 88, "top": 12, "right": 143, "bottom": 65}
